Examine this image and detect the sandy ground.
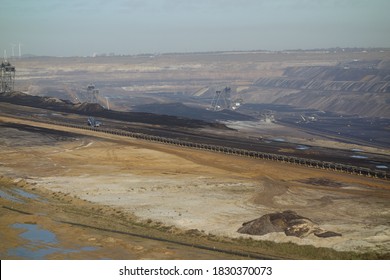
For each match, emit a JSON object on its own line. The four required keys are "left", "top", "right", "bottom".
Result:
{"left": 1, "top": 118, "right": 390, "bottom": 257}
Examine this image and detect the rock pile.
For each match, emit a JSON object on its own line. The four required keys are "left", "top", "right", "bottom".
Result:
{"left": 238, "top": 210, "right": 341, "bottom": 238}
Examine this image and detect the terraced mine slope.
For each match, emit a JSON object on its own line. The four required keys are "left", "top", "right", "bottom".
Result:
{"left": 1, "top": 50, "right": 389, "bottom": 259}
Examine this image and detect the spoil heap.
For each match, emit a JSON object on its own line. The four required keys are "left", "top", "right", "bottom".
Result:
{"left": 238, "top": 210, "right": 341, "bottom": 238}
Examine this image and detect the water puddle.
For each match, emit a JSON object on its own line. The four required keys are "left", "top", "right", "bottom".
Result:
{"left": 350, "top": 155, "right": 368, "bottom": 159}
{"left": 8, "top": 223, "right": 97, "bottom": 259}
{"left": 296, "top": 145, "right": 310, "bottom": 150}
{"left": 0, "top": 189, "right": 24, "bottom": 203}
{"left": 272, "top": 138, "right": 286, "bottom": 142}
{"left": 0, "top": 187, "right": 47, "bottom": 204}
{"left": 12, "top": 188, "right": 47, "bottom": 203}
{"left": 376, "top": 165, "right": 388, "bottom": 169}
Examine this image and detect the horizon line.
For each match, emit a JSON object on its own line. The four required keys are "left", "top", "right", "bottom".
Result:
{"left": 2, "top": 47, "right": 390, "bottom": 59}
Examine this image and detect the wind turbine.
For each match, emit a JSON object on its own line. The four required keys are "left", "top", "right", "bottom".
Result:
{"left": 10, "top": 44, "right": 17, "bottom": 57}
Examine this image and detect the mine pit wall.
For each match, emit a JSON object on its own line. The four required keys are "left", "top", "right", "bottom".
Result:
{"left": 253, "top": 64, "right": 390, "bottom": 118}
{"left": 255, "top": 77, "right": 390, "bottom": 93}
{"left": 14, "top": 116, "right": 387, "bottom": 180}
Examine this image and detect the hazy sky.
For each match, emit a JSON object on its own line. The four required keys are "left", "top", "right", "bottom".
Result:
{"left": 1, "top": 0, "right": 389, "bottom": 57}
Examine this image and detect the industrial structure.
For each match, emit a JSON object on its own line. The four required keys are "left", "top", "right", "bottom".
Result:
{"left": 104, "top": 96, "right": 110, "bottom": 110}
{"left": 210, "top": 86, "right": 242, "bottom": 111}
{"left": 262, "top": 110, "right": 275, "bottom": 123}
{"left": 0, "top": 59, "right": 16, "bottom": 93}
{"left": 211, "top": 86, "right": 232, "bottom": 111}
{"left": 87, "top": 83, "right": 99, "bottom": 103}
{"left": 87, "top": 117, "right": 101, "bottom": 127}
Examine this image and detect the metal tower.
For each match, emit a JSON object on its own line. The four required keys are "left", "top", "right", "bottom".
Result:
{"left": 211, "top": 86, "right": 231, "bottom": 111}
{"left": 1, "top": 59, "right": 16, "bottom": 93}
{"left": 87, "top": 83, "right": 99, "bottom": 103}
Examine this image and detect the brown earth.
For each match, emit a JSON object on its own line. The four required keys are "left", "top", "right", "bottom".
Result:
{"left": 1, "top": 115, "right": 389, "bottom": 259}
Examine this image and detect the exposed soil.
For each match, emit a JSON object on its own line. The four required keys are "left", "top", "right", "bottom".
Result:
{"left": 0, "top": 178, "right": 246, "bottom": 260}
{"left": 3, "top": 50, "right": 390, "bottom": 260}
{"left": 1, "top": 101, "right": 389, "bottom": 175}
{"left": 1, "top": 115, "right": 389, "bottom": 259}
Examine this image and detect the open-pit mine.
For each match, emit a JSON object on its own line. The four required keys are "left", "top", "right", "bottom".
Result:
{"left": 1, "top": 49, "right": 389, "bottom": 259}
